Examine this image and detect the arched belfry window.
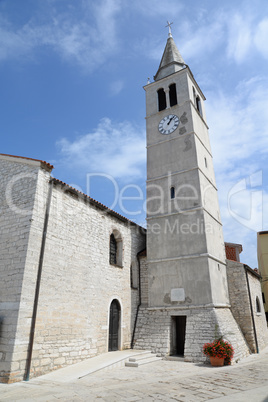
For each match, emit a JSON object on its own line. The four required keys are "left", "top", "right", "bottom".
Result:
{"left": 256, "top": 296, "right": 261, "bottom": 313}
{"left": 196, "top": 96, "right": 203, "bottom": 117}
{"left": 109, "top": 230, "right": 123, "bottom": 267}
{"left": 169, "top": 84, "right": 177, "bottom": 107}
{"left": 193, "top": 87, "right": 203, "bottom": 117}
{"left": 110, "top": 234, "right": 117, "bottom": 265}
{"left": 157, "top": 88, "right": 166, "bottom": 111}
{"left": 170, "top": 186, "right": 175, "bottom": 199}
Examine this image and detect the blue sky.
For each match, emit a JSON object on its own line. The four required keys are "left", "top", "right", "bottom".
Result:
{"left": 1, "top": 0, "right": 268, "bottom": 268}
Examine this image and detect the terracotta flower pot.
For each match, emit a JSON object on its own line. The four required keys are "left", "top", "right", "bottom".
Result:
{"left": 210, "top": 356, "right": 224, "bottom": 366}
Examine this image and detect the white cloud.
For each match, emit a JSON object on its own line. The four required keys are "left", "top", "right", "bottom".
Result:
{"left": 180, "top": 19, "right": 225, "bottom": 62}
{"left": 109, "top": 80, "right": 124, "bottom": 96}
{"left": 131, "top": 0, "right": 183, "bottom": 17}
{"left": 56, "top": 118, "right": 146, "bottom": 180}
{"left": 207, "top": 76, "right": 268, "bottom": 174}
{"left": 254, "top": 18, "right": 268, "bottom": 59}
{"left": 145, "top": 8, "right": 268, "bottom": 67}
{"left": 0, "top": 0, "right": 121, "bottom": 72}
{"left": 206, "top": 76, "right": 268, "bottom": 266}
{"left": 226, "top": 14, "right": 252, "bottom": 63}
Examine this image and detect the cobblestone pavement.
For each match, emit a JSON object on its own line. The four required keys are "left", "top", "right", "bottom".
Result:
{"left": 1, "top": 349, "right": 268, "bottom": 401}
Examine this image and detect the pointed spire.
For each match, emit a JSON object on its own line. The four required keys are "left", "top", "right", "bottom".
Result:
{"left": 154, "top": 24, "right": 186, "bottom": 81}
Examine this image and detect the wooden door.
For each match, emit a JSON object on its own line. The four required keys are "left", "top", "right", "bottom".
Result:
{"left": 109, "top": 300, "right": 120, "bottom": 351}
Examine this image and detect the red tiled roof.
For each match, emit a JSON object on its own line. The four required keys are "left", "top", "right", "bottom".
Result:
{"left": 0, "top": 154, "right": 54, "bottom": 170}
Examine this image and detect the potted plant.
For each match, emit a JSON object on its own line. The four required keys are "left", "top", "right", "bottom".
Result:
{"left": 203, "top": 338, "right": 234, "bottom": 366}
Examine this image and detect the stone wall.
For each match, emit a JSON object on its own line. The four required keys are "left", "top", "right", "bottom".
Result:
{"left": 0, "top": 158, "right": 146, "bottom": 382}
{"left": 133, "top": 307, "right": 250, "bottom": 363}
{"left": 226, "top": 260, "right": 268, "bottom": 352}
{"left": 28, "top": 180, "right": 145, "bottom": 379}
{"left": 247, "top": 268, "right": 268, "bottom": 351}
{"left": 0, "top": 157, "right": 50, "bottom": 383}
{"left": 139, "top": 255, "right": 148, "bottom": 306}
{"left": 226, "top": 260, "right": 255, "bottom": 351}
{"left": 133, "top": 244, "right": 249, "bottom": 363}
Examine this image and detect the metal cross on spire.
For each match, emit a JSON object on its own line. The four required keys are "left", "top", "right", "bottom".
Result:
{"left": 166, "top": 21, "right": 173, "bottom": 37}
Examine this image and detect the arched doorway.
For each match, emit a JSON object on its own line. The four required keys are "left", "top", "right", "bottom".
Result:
{"left": 109, "top": 299, "right": 120, "bottom": 351}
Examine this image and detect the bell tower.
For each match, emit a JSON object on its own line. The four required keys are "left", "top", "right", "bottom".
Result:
{"left": 145, "top": 26, "right": 228, "bottom": 308}
{"left": 133, "top": 24, "right": 250, "bottom": 361}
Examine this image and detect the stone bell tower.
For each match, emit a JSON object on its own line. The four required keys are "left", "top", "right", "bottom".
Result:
{"left": 146, "top": 25, "right": 228, "bottom": 310}
{"left": 134, "top": 24, "right": 249, "bottom": 361}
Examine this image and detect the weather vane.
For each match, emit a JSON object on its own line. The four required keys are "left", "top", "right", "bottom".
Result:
{"left": 166, "top": 21, "right": 173, "bottom": 37}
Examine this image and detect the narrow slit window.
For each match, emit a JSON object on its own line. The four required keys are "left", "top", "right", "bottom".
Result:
{"left": 196, "top": 96, "right": 203, "bottom": 117}
{"left": 204, "top": 157, "right": 207, "bottom": 168}
{"left": 110, "top": 234, "right": 117, "bottom": 265}
{"left": 256, "top": 297, "right": 261, "bottom": 313}
{"left": 169, "top": 84, "right": 177, "bottom": 107}
{"left": 157, "top": 88, "right": 166, "bottom": 111}
{"left": 130, "top": 264, "right": 133, "bottom": 288}
{"left": 170, "top": 186, "right": 175, "bottom": 199}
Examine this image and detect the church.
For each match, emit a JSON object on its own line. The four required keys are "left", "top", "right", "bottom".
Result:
{"left": 0, "top": 28, "right": 267, "bottom": 383}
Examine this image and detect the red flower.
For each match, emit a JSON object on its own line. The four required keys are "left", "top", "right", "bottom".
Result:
{"left": 203, "top": 338, "right": 234, "bottom": 364}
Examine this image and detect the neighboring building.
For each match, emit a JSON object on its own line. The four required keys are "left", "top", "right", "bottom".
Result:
{"left": 257, "top": 231, "right": 268, "bottom": 323}
{"left": 225, "top": 243, "right": 268, "bottom": 353}
{"left": 0, "top": 29, "right": 267, "bottom": 383}
{"left": 225, "top": 242, "right": 243, "bottom": 262}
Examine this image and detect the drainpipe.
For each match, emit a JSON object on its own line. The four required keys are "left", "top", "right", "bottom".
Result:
{"left": 24, "top": 178, "right": 53, "bottom": 381}
{"left": 245, "top": 266, "right": 259, "bottom": 354}
{"left": 131, "top": 252, "right": 142, "bottom": 349}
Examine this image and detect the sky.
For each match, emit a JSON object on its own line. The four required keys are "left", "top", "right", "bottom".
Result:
{"left": 1, "top": 0, "right": 268, "bottom": 268}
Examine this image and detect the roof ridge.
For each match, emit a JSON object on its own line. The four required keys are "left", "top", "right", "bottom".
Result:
{"left": 51, "top": 178, "right": 145, "bottom": 230}
{"left": 0, "top": 154, "right": 145, "bottom": 230}
{"left": 0, "top": 153, "right": 54, "bottom": 170}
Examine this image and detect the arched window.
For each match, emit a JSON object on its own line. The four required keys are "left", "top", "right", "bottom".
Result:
{"left": 109, "top": 230, "right": 123, "bottom": 267}
{"left": 193, "top": 87, "right": 203, "bottom": 117}
{"left": 196, "top": 96, "right": 203, "bottom": 117}
{"left": 109, "top": 299, "right": 121, "bottom": 351}
{"left": 193, "top": 87, "right": 196, "bottom": 101}
{"left": 157, "top": 88, "right": 166, "bottom": 111}
{"left": 170, "top": 186, "right": 175, "bottom": 199}
{"left": 169, "top": 83, "right": 177, "bottom": 107}
{"left": 110, "top": 234, "right": 117, "bottom": 265}
{"left": 256, "top": 296, "right": 261, "bottom": 313}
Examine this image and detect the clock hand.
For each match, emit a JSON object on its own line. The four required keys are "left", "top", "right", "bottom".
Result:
{"left": 167, "top": 116, "right": 175, "bottom": 125}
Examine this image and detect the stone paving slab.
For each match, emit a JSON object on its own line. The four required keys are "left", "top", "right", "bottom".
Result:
{"left": 1, "top": 347, "right": 268, "bottom": 401}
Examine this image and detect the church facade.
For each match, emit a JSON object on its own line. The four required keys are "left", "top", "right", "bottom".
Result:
{"left": 0, "top": 32, "right": 267, "bottom": 383}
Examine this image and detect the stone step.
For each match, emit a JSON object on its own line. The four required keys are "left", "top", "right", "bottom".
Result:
{"left": 125, "top": 353, "right": 162, "bottom": 367}
{"left": 128, "top": 352, "right": 155, "bottom": 362}
{"left": 37, "top": 350, "right": 154, "bottom": 382}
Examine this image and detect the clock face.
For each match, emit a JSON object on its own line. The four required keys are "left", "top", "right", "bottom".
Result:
{"left": 158, "top": 114, "right": 180, "bottom": 135}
